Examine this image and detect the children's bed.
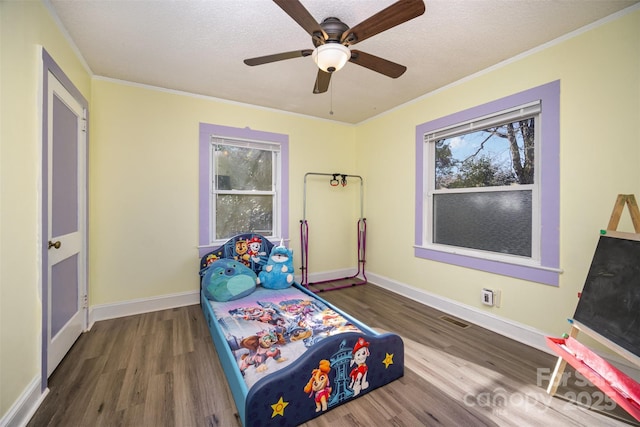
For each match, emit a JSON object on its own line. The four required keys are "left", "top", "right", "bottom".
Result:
{"left": 199, "top": 233, "right": 404, "bottom": 427}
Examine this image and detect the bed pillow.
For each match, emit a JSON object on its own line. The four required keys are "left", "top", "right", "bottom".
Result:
{"left": 202, "top": 258, "right": 257, "bottom": 302}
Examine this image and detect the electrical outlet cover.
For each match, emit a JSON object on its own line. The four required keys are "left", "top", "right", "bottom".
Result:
{"left": 481, "top": 288, "right": 494, "bottom": 306}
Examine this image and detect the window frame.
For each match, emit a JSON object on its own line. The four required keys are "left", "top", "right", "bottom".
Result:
{"left": 199, "top": 123, "right": 289, "bottom": 257}
{"left": 414, "top": 81, "right": 561, "bottom": 286}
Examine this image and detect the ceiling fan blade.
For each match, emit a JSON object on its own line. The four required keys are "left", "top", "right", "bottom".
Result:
{"left": 341, "top": 0, "right": 425, "bottom": 45}
{"left": 313, "top": 69, "right": 331, "bottom": 94}
{"left": 349, "top": 50, "right": 407, "bottom": 78}
{"left": 244, "top": 49, "right": 313, "bottom": 66}
{"left": 273, "top": 0, "right": 327, "bottom": 41}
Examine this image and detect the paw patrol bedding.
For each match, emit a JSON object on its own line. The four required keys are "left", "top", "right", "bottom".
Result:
{"left": 207, "top": 285, "right": 362, "bottom": 389}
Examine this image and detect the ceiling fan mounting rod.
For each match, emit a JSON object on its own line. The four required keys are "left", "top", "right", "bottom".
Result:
{"left": 313, "top": 17, "right": 349, "bottom": 47}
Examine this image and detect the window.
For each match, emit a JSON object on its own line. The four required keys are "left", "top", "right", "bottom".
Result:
{"left": 199, "top": 124, "right": 288, "bottom": 255}
{"left": 415, "top": 81, "right": 560, "bottom": 285}
{"left": 429, "top": 102, "right": 540, "bottom": 258}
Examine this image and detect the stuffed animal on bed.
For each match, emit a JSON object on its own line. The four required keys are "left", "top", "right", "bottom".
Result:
{"left": 258, "top": 243, "right": 294, "bottom": 289}
{"left": 202, "top": 258, "right": 257, "bottom": 302}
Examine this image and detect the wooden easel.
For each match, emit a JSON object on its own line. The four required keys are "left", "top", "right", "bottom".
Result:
{"left": 606, "top": 194, "right": 640, "bottom": 235}
{"left": 546, "top": 194, "right": 640, "bottom": 420}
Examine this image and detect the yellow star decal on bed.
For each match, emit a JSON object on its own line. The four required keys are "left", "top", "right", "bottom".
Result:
{"left": 382, "top": 352, "right": 394, "bottom": 368}
{"left": 271, "top": 396, "right": 289, "bottom": 418}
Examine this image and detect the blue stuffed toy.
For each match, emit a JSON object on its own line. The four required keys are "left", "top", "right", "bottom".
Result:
{"left": 258, "top": 243, "right": 294, "bottom": 289}
{"left": 202, "top": 258, "right": 257, "bottom": 302}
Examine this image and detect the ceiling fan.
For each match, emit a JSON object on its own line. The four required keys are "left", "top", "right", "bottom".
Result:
{"left": 244, "top": 0, "right": 426, "bottom": 94}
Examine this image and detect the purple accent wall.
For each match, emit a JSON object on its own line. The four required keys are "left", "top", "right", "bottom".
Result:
{"left": 199, "top": 123, "right": 289, "bottom": 257}
{"left": 415, "top": 80, "right": 561, "bottom": 286}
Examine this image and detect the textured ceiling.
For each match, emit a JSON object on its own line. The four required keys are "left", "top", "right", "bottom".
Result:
{"left": 47, "top": 0, "right": 639, "bottom": 124}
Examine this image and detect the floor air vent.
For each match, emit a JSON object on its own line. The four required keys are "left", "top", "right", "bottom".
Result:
{"left": 439, "top": 315, "right": 470, "bottom": 329}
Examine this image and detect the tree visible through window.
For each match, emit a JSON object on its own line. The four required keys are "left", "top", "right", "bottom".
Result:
{"left": 435, "top": 118, "right": 534, "bottom": 189}
{"left": 432, "top": 116, "right": 536, "bottom": 257}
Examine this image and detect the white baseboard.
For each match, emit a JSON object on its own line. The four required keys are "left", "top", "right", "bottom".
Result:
{"left": 366, "top": 272, "right": 552, "bottom": 354}
{"left": 366, "top": 272, "right": 640, "bottom": 379}
{"left": 89, "top": 289, "right": 200, "bottom": 327}
{"left": 0, "top": 376, "right": 48, "bottom": 427}
{"left": 295, "top": 268, "right": 359, "bottom": 285}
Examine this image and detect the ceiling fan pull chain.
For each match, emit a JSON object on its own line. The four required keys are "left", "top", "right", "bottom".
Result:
{"left": 329, "top": 78, "right": 334, "bottom": 115}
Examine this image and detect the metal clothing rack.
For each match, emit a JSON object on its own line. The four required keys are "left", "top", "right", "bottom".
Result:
{"left": 299, "top": 172, "right": 367, "bottom": 292}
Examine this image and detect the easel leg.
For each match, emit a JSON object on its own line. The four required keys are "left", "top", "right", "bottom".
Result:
{"left": 546, "top": 358, "right": 567, "bottom": 396}
{"left": 546, "top": 325, "right": 579, "bottom": 396}
{"left": 607, "top": 194, "right": 640, "bottom": 233}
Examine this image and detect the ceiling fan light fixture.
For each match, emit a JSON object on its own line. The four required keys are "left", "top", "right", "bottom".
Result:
{"left": 312, "top": 43, "right": 350, "bottom": 73}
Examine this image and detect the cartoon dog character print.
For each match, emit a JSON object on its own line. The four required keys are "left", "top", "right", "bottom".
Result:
{"left": 234, "top": 239, "right": 251, "bottom": 266}
{"left": 321, "top": 309, "right": 346, "bottom": 328}
{"left": 349, "top": 337, "right": 370, "bottom": 396}
{"left": 229, "top": 305, "right": 276, "bottom": 324}
{"left": 204, "top": 253, "right": 220, "bottom": 267}
{"left": 247, "top": 236, "right": 265, "bottom": 263}
{"left": 304, "top": 359, "right": 332, "bottom": 412}
{"left": 238, "top": 330, "right": 287, "bottom": 374}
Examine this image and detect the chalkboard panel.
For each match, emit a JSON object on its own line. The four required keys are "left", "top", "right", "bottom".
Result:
{"left": 574, "top": 235, "right": 640, "bottom": 357}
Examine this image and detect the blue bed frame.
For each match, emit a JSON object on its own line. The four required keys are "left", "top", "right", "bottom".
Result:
{"left": 199, "top": 234, "right": 405, "bottom": 427}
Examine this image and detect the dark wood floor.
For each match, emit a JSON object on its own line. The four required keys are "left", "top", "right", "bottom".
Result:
{"left": 29, "top": 282, "right": 639, "bottom": 426}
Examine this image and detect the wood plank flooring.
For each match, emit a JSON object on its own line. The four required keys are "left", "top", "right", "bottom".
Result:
{"left": 28, "top": 282, "right": 640, "bottom": 426}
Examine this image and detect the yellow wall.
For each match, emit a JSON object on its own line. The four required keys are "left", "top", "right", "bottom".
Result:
{"left": 2, "top": 0, "right": 639, "bottom": 422}
{"left": 0, "top": 0, "right": 91, "bottom": 418}
{"left": 356, "top": 9, "right": 640, "bottom": 336}
{"left": 89, "top": 80, "right": 357, "bottom": 305}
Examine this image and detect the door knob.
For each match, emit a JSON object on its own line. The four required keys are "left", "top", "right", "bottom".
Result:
{"left": 48, "top": 240, "right": 61, "bottom": 249}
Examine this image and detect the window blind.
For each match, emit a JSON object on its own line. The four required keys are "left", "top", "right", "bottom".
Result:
{"left": 424, "top": 101, "right": 541, "bottom": 143}
{"left": 211, "top": 136, "right": 280, "bottom": 152}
